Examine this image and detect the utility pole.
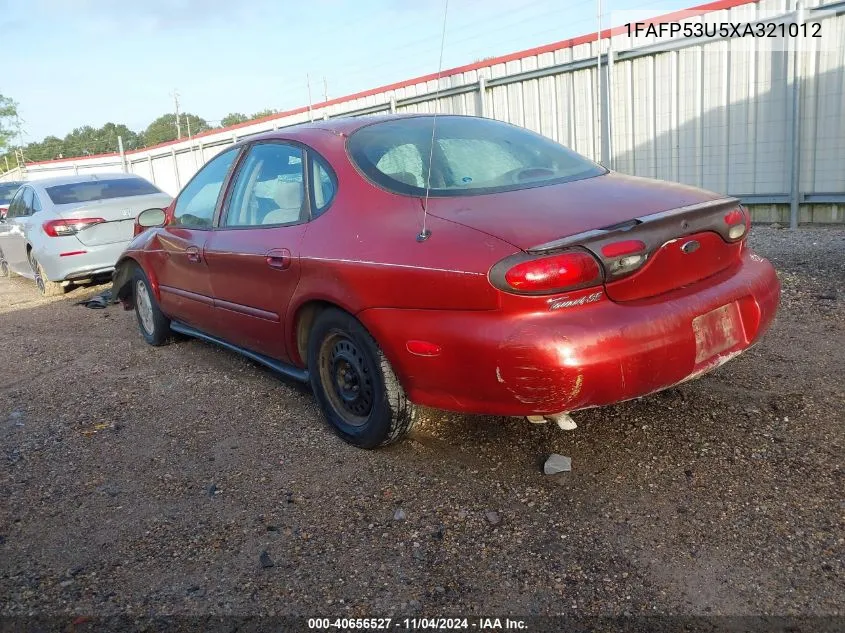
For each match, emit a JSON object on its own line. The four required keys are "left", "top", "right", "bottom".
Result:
{"left": 306, "top": 74, "right": 314, "bottom": 122}
{"left": 118, "top": 135, "right": 127, "bottom": 173}
{"left": 173, "top": 90, "right": 182, "bottom": 139}
{"left": 595, "top": 0, "right": 602, "bottom": 164}
{"left": 185, "top": 114, "right": 198, "bottom": 169}
{"left": 323, "top": 76, "right": 328, "bottom": 103}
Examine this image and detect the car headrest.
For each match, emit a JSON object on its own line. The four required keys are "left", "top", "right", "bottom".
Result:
{"left": 388, "top": 171, "right": 420, "bottom": 187}
{"left": 271, "top": 179, "right": 303, "bottom": 211}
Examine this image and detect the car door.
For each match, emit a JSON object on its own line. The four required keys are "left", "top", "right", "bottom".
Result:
{"left": 152, "top": 147, "right": 240, "bottom": 333}
{"left": 204, "top": 142, "right": 327, "bottom": 360}
{"left": 0, "top": 187, "right": 33, "bottom": 275}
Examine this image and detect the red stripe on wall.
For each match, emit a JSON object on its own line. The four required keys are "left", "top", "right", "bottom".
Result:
{"left": 24, "top": 0, "right": 757, "bottom": 167}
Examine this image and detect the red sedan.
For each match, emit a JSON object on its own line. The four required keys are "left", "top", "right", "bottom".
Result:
{"left": 113, "top": 115, "right": 780, "bottom": 448}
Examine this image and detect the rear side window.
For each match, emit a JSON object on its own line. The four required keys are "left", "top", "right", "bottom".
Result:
{"left": 30, "top": 191, "right": 43, "bottom": 213}
{"left": 45, "top": 177, "right": 162, "bottom": 205}
{"left": 310, "top": 154, "right": 336, "bottom": 215}
{"left": 347, "top": 116, "right": 605, "bottom": 197}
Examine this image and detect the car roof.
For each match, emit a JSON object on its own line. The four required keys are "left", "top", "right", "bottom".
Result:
{"left": 243, "top": 113, "right": 444, "bottom": 144}
{"left": 25, "top": 173, "right": 144, "bottom": 188}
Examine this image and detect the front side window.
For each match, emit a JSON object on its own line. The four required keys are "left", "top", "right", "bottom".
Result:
{"left": 44, "top": 177, "right": 161, "bottom": 205}
{"left": 173, "top": 148, "right": 239, "bottom": 228}
{"left": 7, "top": 189, "right": 27, "bottom": 218}
{"left": 347, "top": 116, "right": 606, "bottom": 197}
{"left": 223, "top": 143, "right": 304, "bottom": 228}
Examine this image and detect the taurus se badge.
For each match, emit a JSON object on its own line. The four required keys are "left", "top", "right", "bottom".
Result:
{"left": 548, "top": 291, "right": 604, "bottom": 311}
{"left": 681, "top": 240, "right": 700, "bottom": 254}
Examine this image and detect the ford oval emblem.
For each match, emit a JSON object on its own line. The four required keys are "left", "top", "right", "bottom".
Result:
{"left": 681, "top": 240, "right": 700, "bottom": 254}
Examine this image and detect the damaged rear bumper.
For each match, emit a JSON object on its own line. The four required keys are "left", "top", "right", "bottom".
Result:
{"left": 358, "top": 250, "right": 780, "bottom": 416}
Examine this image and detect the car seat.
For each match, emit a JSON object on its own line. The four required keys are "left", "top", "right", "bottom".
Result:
{"left": 262, "top": 178, "right": 303, "bottom": 224}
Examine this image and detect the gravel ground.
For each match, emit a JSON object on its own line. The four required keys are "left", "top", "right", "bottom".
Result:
{"left": 0, "top": 227, "right": 842, "bottom": 623}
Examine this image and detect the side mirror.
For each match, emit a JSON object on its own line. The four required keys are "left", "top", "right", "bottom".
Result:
{"left": 134, "top": 208, "right": 167, "bottom": 236}
{"left": 137, "top": 208, "right": 167, "bottom": 227}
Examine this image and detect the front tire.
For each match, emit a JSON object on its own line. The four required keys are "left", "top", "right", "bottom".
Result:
{"left": 133, "top": 267, "right": 170, "bottom": 346}
{"left": 307, "top": 308, "right": 418, "bottom": 448}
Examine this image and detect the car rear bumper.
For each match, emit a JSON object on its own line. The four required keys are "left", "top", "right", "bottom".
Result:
{"left": 358, "top": 248, "right": 780, "bottom": 416}
{"left": 38, "top": 240, "right": 129, "bottom": 282}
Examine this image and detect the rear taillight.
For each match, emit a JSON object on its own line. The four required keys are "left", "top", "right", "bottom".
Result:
{"left": 43, "top": 218, "right": 105, "bottom": 237}
{"left": 600, "top": 239, "right": 645, "bottom": 258}
{"left": 724, "top": 206, "right": 749, "bottom": 240}
{"left": 494, "top": 249, "right": 603, "bottom": 295}
{"left": 600, "top": 239, "right": 648, "bottom": 276}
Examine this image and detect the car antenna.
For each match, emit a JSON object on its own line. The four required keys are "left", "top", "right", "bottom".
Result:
{"left": 417, "top": 0, "right": 450, "bottom": 243}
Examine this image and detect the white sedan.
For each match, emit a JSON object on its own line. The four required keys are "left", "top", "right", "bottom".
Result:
{"left": 0, "top": 174, "right": 172, "bottom": 295}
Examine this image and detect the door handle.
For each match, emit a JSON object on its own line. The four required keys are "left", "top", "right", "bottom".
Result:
{"left": 266, "top": 248, "right": 291, "bottom": 270}
{"left": 186, "top": 246, "right": 202, "bottom": 263}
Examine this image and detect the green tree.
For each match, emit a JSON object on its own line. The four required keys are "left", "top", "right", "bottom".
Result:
{"left": 221, "top": 112, "right": 248, "bottom": 127}
{"left": 0, "top": 94, "right": 20, "bottom": 153}
{"left": 24, "top": 136, "right": 65, "bottom": 161}
{"left": 251, "top": 108, "right": 278, "bottom": 119}
{"left": 8, "top": 121, "right": 144, "bottom": 164}
{"left": 144, "top": 113, "right": 210, "bottom": 146}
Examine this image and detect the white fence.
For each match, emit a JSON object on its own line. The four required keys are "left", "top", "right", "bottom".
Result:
{"left": 4, "top": 0, "right": 844, "bottom": 226}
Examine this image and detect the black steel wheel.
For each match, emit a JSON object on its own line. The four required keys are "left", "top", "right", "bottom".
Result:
{"left": 318, "top": 332, "right": 375, "bottom": 424}
{"left": 308, "top": 308, "right": 417, "bottom": 448}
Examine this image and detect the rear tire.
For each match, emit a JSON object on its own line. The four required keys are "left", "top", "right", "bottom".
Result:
{"left": 307, "top": 308, "right": 417, "bottom": 448}
{"left": 33, "top": 258, "right": 65, "bottom": 297}
{"left": 132, "top": 266, "right": 170, "bottom": 346}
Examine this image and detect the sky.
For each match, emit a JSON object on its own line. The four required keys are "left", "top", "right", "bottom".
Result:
{"left": 2, "top": 0, "right": 685, "bottom": 144}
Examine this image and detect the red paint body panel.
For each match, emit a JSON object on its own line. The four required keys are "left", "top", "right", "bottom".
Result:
{"left": 205, "top": 225, "right": 307, "bottom": 359}
{"left": 605, "top": 231, "right": 743, "bottom": 302}
{"left": 116, "top": 117, "right": 780, "bottom": 418}
{"left": 358, "top": 250, "right": 779, "bottom": 415}
{"left": 425, "top": 173, "right": 723, "bottom": 250}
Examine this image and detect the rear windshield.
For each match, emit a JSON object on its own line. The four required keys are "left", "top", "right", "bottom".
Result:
{"left": 347, "top": 116, "right": 605, "bottom": 197}
{"left": 0, "top": 182, "right": 21, "bottom": 205}
{"left": 45, "top": 178, "right": 162, "bottom": 205}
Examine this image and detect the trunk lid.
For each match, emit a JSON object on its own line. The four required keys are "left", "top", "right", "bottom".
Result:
{"left": 425, "top": 172, "right": 726, "bottom": 250}
{"left": 426, "top": 172, "right": 746, "bottom": 302}
{"left": 57, "top": 193, "right": 172, "bottom": 247}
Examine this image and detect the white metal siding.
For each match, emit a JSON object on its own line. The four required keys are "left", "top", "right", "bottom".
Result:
{"left": 3, "top": 0, "right": 841, "bottom": 225}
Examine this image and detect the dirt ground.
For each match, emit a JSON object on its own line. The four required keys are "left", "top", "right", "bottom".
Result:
{"left": 0, "top": 227, "right": 842, "bottom": 622}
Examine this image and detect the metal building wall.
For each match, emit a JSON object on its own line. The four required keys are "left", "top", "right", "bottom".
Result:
{"left": 5, "top": 0, "right": 843, "bottom": 224}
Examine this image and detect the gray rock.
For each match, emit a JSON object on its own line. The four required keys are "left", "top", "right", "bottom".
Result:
{"left": 485, "top": 510, "right": 501, "bottom": 525}
{"left": 544, "top": 454, "right": 572, "bottom": 475}
{"left": 259, "top": 550, "right": 274, "bottom": 569}
{"left": 393, "top": 508, "right": 406, "bottom": 522}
